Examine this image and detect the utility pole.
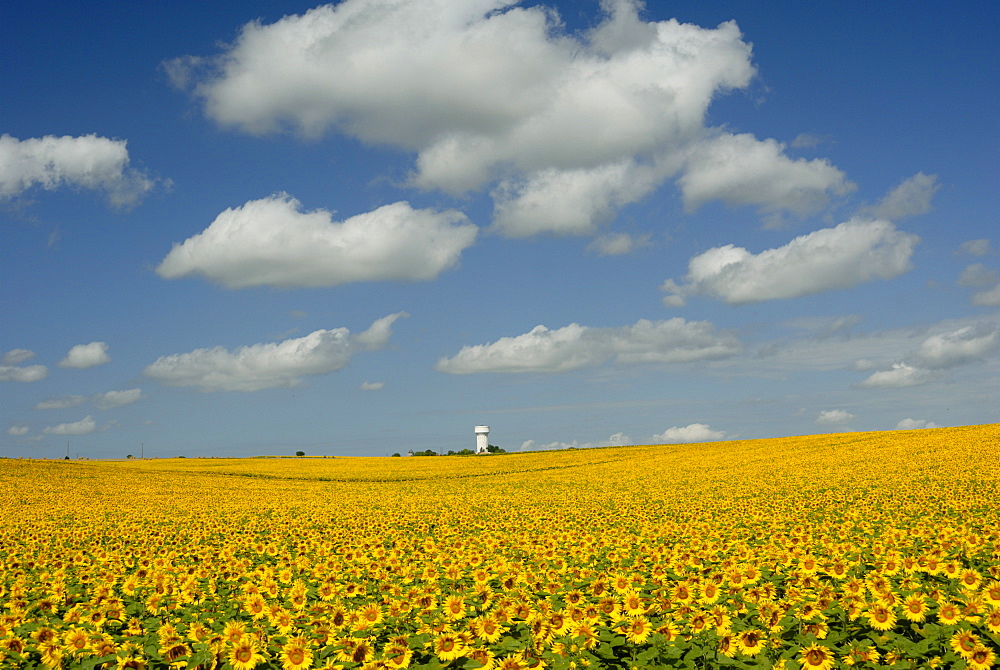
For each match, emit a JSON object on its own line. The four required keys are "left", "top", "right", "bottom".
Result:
{"left": 66, "top": 440, "right": 70, "bottom": 459}
{"left": 141, "top": 442, "right": 144, "bottom": 459}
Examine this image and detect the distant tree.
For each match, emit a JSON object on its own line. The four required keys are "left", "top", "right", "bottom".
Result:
{"left": 487, "top": 444, "right": 507, "bottom": 453}
{"left": 295, "top": 451, "right": 305, "bottom": 457}
{"left": 457, "top": 448, "right": 475, "bottom": 455}
{"left": 412, "top": 450, "right": 438, "bottom": 456}
{"left": 391, "top": 452, "right": 401, "bottom": 457}
{"left": 126, "top": 454, "right": 133, "bottom": 459}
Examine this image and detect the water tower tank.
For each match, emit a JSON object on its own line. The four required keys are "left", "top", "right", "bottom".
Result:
{"left": 474, "top": 425, "right": 490, "bottom": 454}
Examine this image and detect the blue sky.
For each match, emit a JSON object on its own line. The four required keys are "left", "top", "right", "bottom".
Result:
{"left": 2, "top": 0, "right": 998, "bottom": 458}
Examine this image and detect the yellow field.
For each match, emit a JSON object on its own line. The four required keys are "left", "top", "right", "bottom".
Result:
{"left": 2, "top": 425, "right": 999, "bottom": 669}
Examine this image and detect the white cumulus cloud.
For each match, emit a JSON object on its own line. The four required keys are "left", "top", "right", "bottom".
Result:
{"left": 0, "top": 361, "right": 48, "bottom": 382}
{"left": 0, "top": 134, "right": 156, "bottom": 208}
{"left": 7, "top": 424, "right": 30, "bottom": 436}
{"left": 856, "top": 363, "right": 937, "bottom": 389}
{"left": 815, "top": 409, "right": 855, "bottom": 426}
{"left": 156, "top": 194, "right": 476, "bottom": 288}
{"left": 678, "top": 133, "right": 855, "bottom": 220}
{"left": 42, "top": 415, "right": 97, "bottom": 436}
{"left": 360, "top": 381, "right": 384, "bottom": 391}
{"left": 35, "top": 395, "right": 89, "bottom": 410}
{"left": 59, "top": 342, "right": 111, "bottom": 369}
{"left": 586, "top": 232, "right": 652, "bottom": 256}
{"left": 858, "top": 323, "right": 1000, "bottom": 389}
{"left": 169, "top": 0, "right": 851, "bottom": 234}
{"left": 93, "top": 389, "right": 144, "bottom": 409}
{"left": 958, "top": 263, "right": 1000, "bottom": 306}
{"left": 896, "top": 418, "right": 939, "bottom": 430}
{"left": 651, "top": 423, "right": 728, "bottom": 443}
{"left": 857, "top": 172, "right": 939, "bottom": 221}
{"left": 959, "top": 239, "right": 992, "bottom": 257}
{"left": 661, "top": 219, "right": 919, "bottom": 306}
{"left": 2, "top": 349, "right": 35, "bottom": 365}
{"left": 35, "top": 388, "right": 144, "bottom": 411}
{"left": 144, "top": 313, "right": 407, "bottom": 392}
{"left": 436, "top": 317, "right": 740, "bottom": 374}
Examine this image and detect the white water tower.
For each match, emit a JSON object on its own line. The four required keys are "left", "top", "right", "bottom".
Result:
{"left": 474, "top": 425, "right": 490, "bottom": 454}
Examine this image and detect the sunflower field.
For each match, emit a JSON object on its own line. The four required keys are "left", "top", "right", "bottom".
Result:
{"left": 2, "top": 424, "right": 999, "bottom": 670}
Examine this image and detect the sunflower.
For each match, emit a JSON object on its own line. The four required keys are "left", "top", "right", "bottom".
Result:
{"left": 623, "top": 616, "right": 652, "bottom": 644}
{"left": 959, "top": 569, "right": 983, "bottom": 591}
{"left": 229, "top": 637, "right": 265, "bottom": 670}
{"left": 984, "top": 609, "right": 1000, "bottom": 634}
{"left": 717, "top": 633, "right": 737, "bottom": 658}
{"left": 31, "top": 627, "right": 58, "bottom": 645}
{"left": 443, "top": 594, "right": 466, "bottom": 620}
{"left": 938, "top": 601, "right": 963, "bottom": 625}
{"left": 474, "top": 615, "right": 504, "bottom": 643}
{"left": 62, "top": 627, "right": 90, "bottom": 656}
{"left": 841, "top": 641, "right": 880, "bottom": 666}
{"left": 865, "top": 604, "right": 896, "bottom": 631}
{"left": 39, "top": 641, "right": 64, "bottom": 669}
{"left": 358, "top": 603, "right": 383, "bottom": 627}
{"left": 244, "top": 594, "right": 267, "bottom": 619}
{"left": 950, "top": 630, "right": 982, "bottom": 661}
{"left": 698, "top": 581, "right": 721, "bottom": 604}
{"left": 737, "top": 629, "right": 766, "bottom": 657}
{"left": 223, "top": 620, "right": 247, "bottom": 644}
{"left": 467, "top": 647, "right": 497, "bottom": 670}
{"left": 383, "top": 642, "right": 413, "bottom": 669}
{"left": 572, "top": 621, "right": 600, "bottom": 649}
{"left": 547, "top": 611, "right": 572, "bottom": 636}
{"left": 434, "top": 632, "right": 466, "bottom": 662}
{"left": 162, "top": 642, "right": 190, "bottom": 664}
{"left": 494, "top": 655, "right": 527, "bottom": 670}
{"left": 620, "top": 590, "right": 646, "bottom": 617}
{"left": 901, "top": 593, "right": 929, "bottom": 622}
{"left": 280, "top": 636, "right": 313, "bottom": 670}
{"left": 799, "top": 643, "right": 835, "bottom": 670}
{"left": 802, "top": 621, "right": 828, "bottom": 639}
{"left": 710, "top": 604, "right": 732, "bottom": 633}
{"left": 968, "top": 645, "right": 996, "bottom": 670}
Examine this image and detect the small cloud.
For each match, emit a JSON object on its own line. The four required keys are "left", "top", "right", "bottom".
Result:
{"left": 586, "top": 232, "right": 651, "bottom": 256}
{"left": 959, "top": 239, "right": 992, "bottom": 257}
{"left": 661, "top": 219, "right": 918, "bottom": 305}
{"left": 857, "top": 172, "right": 939, "bottom": 221}
{"left": 60, "top": 342, "right": 111, "bottom": 369}
{"left": 360, "top": 381, "right": 384, "bottom": 391}
{"left": 0, "top": 133, "right": 158, "bottom": 209}
{"left": 7, "top": 424, "right": 29, "bottom": 436}
{"left": 42, "top": 415, "right": 97, "bottom": 436}
{"left": 156, "top": 195, "right": 476, "bottom": 288}
{"left": 958, "top": 263, "right": 998, "bottom": 288}
{"left": 895, "top": 418, "right": 939, "bottom": 430}
{"left": 437, "top": 317, "right": 740, "bottom": 374}
{"left": 35, "top": 395, "right": 89, "bottom": 410}
{"left": 2, "top": 348, "right": 35, "bottom": 365}
{"left": 93, "top": 388, "right": 144, "bottom": 410}
{"left": 857, "top": 363, "right": 937, "bottom": 389}
{"left": 815, "top": 409, "right": 854, "bottom": 425}
{"left": 857, "top": 324, "right": 999, "bottom": 388}
{"left": 652, "top": 423, "right": 728, "bottom": 444}
{"left": 144, "top": 313, "right": 406, "bottom": 392}
{"left": 972, "top": 284, "right": 1000, "bottom": 306}
{"left": 958, "top": 263, "right": 1000, "bottom": 306}
{"left": 0, "top": 363, "right": 48, "bottom": 382}
{"left": 607, "top": 432, "right": 631, "bottom": 446}
{"left": 790, "top": 133, "right": 823, "bottom": 149}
